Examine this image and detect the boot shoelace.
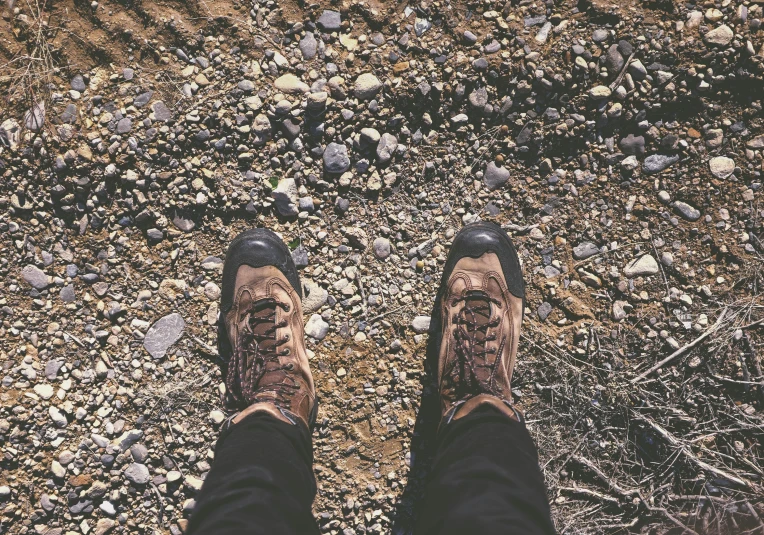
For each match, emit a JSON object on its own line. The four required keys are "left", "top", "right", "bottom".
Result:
{"left": 445, "top": 289, "right": 507, "bottom": 401}
{"left": 227, "top": 297, "right": 299, "bottom": 407}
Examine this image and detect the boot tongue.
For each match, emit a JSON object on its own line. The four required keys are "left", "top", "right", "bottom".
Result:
{"left": 247, "top": 301, "right": 278, "bottom": 356}
{"left": 239, "top": 300, "right": 279, "bottom": 392}
{"left": 461, "top": 291, "right": 495, "bottom": 387}
{"left": 463, "top": 291, "right": 493, "bottom": 334}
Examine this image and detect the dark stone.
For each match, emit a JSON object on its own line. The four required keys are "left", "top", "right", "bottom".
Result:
{"left": 116, "top": 118, "right": 132, "bottom": 134}
{"left": 317, "top": 10, "right": 341, "bottom": 31}
{"left": 281, "top": 119, "right": 301, "bottom": 139}
{"left": 605, "top": 44, "right": 624, "bottom": 73}
{"left": 60, "top": 284, "right": 76, "bottom": 303}
{"left": 71, "top": 75, "right": 86, "bottom": 92}
{"left": 172, "top": 212, "right": 195, "bottom": 232}
{"left": 291, "top": 246, "right": 309, "bottom": 268}
{"left": 538, "top": 302, "right": 553, "bottom": 320}
{"left": 472, "top": 58, "right": 489, "bottom": 71}
{"left": 133, "top": 91, "right": 153, "bottom": 108}
{"left": 151, "top": 101, "right": 172, "bottom": 122}
{"left": 61, "top": 104, "right": 78, "bottom": 124}
{"left": 617, "top": 40, "right": 634, "bottom": 56}
{"left": 619, "top": 134, "right": 645, "bottom": 155}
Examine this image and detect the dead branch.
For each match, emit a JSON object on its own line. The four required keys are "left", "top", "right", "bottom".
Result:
{"left": 633, "top": 413, "right": 752, "bottom": 489}
{"left": 741, "top": 317, "right": 764, "bottom": 330}
{"left": 631, "top": 307, "right": 729, "bottom": 383}
{"left": 571, "top": 455, "right": 642, "bottom": 499}
{"left": 560, "top": 485, "right": 621, "bottom": 506}
{"left": 647, "top": 507, "right": 701, "bottom": 535}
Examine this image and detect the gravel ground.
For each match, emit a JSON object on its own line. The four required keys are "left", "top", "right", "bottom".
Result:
{"left": 2, "top": 0, "right": 764, "bottom": 533}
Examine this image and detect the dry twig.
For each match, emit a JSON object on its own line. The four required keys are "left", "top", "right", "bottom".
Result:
{"left": 631, "top": 307, "right": 730, "bottom": 383}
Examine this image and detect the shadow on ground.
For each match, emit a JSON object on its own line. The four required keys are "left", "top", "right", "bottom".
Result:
{"left": 390, "top": 276, "right": 447, "bottom": 535}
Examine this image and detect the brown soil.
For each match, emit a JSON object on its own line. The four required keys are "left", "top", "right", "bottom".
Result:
{"left": 1, "top": 0, "right": 247, "bottom": 77}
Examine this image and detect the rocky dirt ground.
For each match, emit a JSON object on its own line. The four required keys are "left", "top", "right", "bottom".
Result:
{"left": 2, "top": 0, "right": 764, "bottom": 533}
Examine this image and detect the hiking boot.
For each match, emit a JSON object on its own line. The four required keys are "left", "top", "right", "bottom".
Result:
{"left": 219, "top": 228, "right": 317, "bottom": 429}
{"left": 435, "top": 222, "right": 525, "bottom": 424}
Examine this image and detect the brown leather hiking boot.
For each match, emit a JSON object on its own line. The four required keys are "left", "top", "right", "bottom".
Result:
{"left": 218, "top": 229, "right": 317, "bottom": 429}
{"left": 434, "top": 222, "right": 526, "bottom": 424}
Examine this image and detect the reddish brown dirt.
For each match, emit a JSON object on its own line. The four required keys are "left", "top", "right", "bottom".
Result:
{"left": 1, "top": 0, "right": 248, "bottom": 76}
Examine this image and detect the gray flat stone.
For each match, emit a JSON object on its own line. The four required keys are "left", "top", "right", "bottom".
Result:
{"left": 124, "top": 463, "right": 150, "bottom": 485}
{"left": 376, "top": 133, "right": 398, "bottom": 165}
{"left": 45, "top": 360, "right": 63, "bottom": 380}
{"left": 643, "top": 154, "right": 679, "bottom": 174}
{"left": 305, "top": 314, "right": 330, "bottom": 339}
{"left": 237, "top": 80, "right": 255, "bottom": 92}
{"left": 746, "top": 135, "right": 764, "bottom": 150}
{"left": 604, "top": 44, "right": 624, "bottom": 73}
{"left": 619, "top": 134, "right": 645, "bottom": 156}
{"left": 291, "top": 246, "right": 309, "bottom": 268}
{"left": 71, "top": 75, "right": 87, "bottom": 92}
{"left": 300, "top": 32, "right": 318, "bottom": 59}
{"left": 302, "top": 280, "right": 328, "bottom": 313}
{"left": 172, "top": 213, "right": 196, "bottom": 232}
{"left": 323, "top": 142, "right": 350, "bottom": 173}
{"left": 115, "top": 429, "right": 143, "bottom": 451}
{"left": 60, "top": 284, "right": 76, "bottom": 302}
{"left": 201, "top": 256, "right": 224, "bottom": 272}
{"left": 483, "top": 162, "right": 510, "bottom": 190}
{"left": 704, "top": 24, "right": 733, "bottom": 46}
{"left": 61, "top": 104, "right": 78, "bottom": 124}
{"left": 144, "top": 313, "right": 185, "bottom": 359}
{"left": 130, "top": 444, "right": 149, "bottom": 462}
{"left": 354, "top": 73, "right": 382, "bottom": 100}
{"left": 709, "top": 156, "right": 735, "bottom": 179}
{"left": 592, "top": 29, "right": 608, "bottom": 42}
{"left": 537, "top": 302, "right": 553, "bottom": 321}
{"left": 672, "top": 201, "right": 701, "bottom": 221}
{"left": 116, "top": 118, "right": 132, "bottom": 134}
{"left": 624, "top": 255, "right": 660, "bottom": 277}
{"left": 411, "top": 316, "right": 431, "bottom": 333}
{"left": 573, "top": 242, "right": 599, "bottom": 260}
{"left": 273, "top": 177, "right": 299, "bottom": 217}
{"left": 373, "top": 237, "right": 391, "bottom": 260}
{"left": 22, "top": 265, "right": 49, "bottom": 289}
{"left": 49, "top": 406, "right": 67, "bottom": 428}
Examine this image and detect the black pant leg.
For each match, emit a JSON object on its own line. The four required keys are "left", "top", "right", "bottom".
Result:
{"left": 416, "top": 407, "right": 555, "bottom": 535}
{"left": 187, "top": 412, "right": 319, "bottom": 535}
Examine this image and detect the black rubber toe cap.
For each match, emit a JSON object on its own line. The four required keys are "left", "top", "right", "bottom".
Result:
{"left": 442, "top": 221, "right": 525, "bottom": 299}
{"left": 220, "top": 228, "right": 302, "bottom": 316}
